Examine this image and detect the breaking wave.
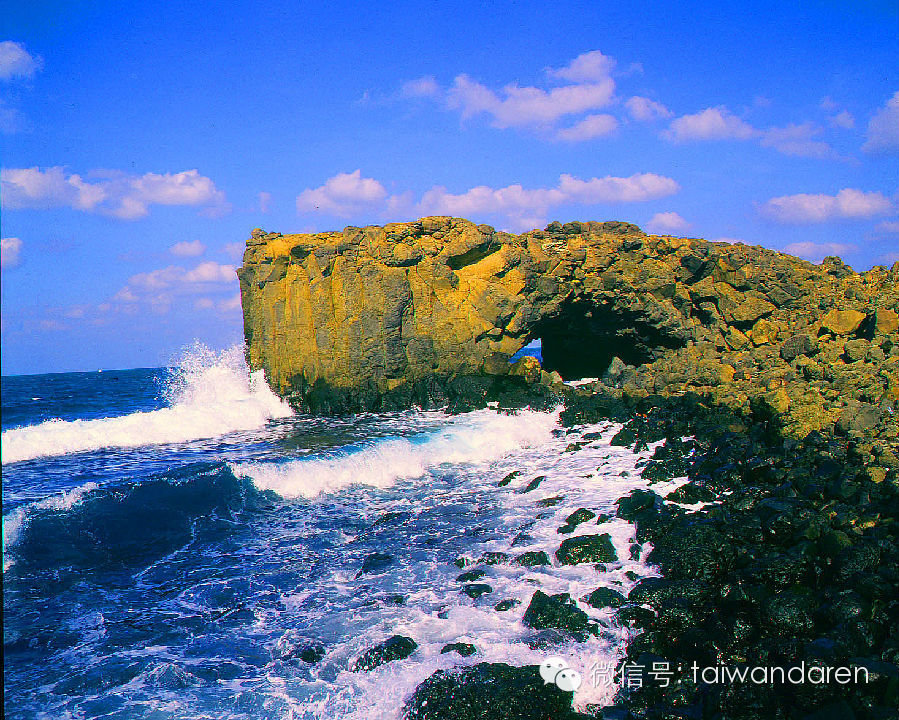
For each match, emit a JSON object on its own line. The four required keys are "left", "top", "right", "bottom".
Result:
{"left": 231, "top": 407, "right": 561, "bottom": 498}
{"left": 1, "top": 344, "right": 292, "bottom": 465}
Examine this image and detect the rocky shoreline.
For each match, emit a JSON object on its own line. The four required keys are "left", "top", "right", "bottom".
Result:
{"left": 392, "top": 384, "right": 898, "bottom": 719}
{"left": 238, "top": 218, "right": 898, "bottom": 718}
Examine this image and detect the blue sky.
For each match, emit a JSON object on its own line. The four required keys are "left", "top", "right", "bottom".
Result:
{"left": 2, "top": 0, "right": 898, "bottom": 374}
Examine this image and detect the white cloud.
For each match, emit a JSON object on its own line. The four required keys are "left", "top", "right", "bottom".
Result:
{"left": 760, "top": 123, "right": 836, "bottom": 159}
{"left": 113, "top": 261, "right": 236, "bottom": 314}
{"left": 664, "top": 106, "right": 758, "bottom": 142}
{"left": 761, "top": 188, "right": 893, "bottom": 224}
{"left": 258, "top": 191, "right": 272, "bottom": 213}
{"left": 1, "top": 236, "right": 22, "bottom": 268}
{"left": 402, "top": 75, "right": 440, "bottom": 98}
{"left": 193, "top": 292, "right": 240, "bottom": 312}
{"left": 876, "top": 220, "right": 899, "bottom": 233}
{"left": 296, "top": 169, "right": 388, "bottom": 216}
{"left": 297, "top": 170, "right": 678, "bottom": 230}
{"left": 0, "top": 41, "right": 42, "bottom": 81}
{"left": 555, "top": 113, "right": 617, "bottom": 141}
{"left": 782, "top": 241, "right": 856, "bottom": 263}
{"left": 625, "top": 96, "right": 671, "bottom": 122}
{"left": 1, "top": 167, "right": 227, "bottom": 219}
{"left": 448, "top": 73, "right": 615, "bottom": 129}
{"left": 829, "top": 111, "right": 855, "bottom": 129}
{"left": 420, "top": 172, "right": 679, "bottom": 230}
{"left": 217, "top": 292, "right": 242, "bottom": 312}
{"left": 0, "top": 98, "right": 25, "bottom": 134}
{"left": 862, "top": 91, "right": 899, "bottom": 154}
{"left": 545, "top": 50, "right": 616, "bottom": 83}
{"left": 556, "top": 173, "right": 679, "bottom": 203}
{"left": 169, "top": 239, "right": 206, "bottom": 257}
{"left": 399, "top": 51, "right": 622, "bottom": 141}
{"left": 646, "top": 211, "right": 690, "bottom": 234}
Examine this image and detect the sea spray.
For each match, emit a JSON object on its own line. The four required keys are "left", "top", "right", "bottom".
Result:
{"left": 1, "top": 344, "right": 292, "bottom": 464}
{"left": 231, "top": 407, "right": 561, "bottom": 498}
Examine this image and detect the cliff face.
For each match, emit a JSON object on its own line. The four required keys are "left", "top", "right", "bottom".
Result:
{"left": 238, "top": 217, "right": 898, "bottom": 454}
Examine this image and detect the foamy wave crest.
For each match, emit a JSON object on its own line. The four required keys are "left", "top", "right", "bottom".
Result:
{"left": 1, "top": 344, "right": 292, "bottom": 464}
{"left": 3, "top": 482, "right": 99, "bottom": 569}
{"left": 232, "top": 407, "right": 560, "bottom": 498}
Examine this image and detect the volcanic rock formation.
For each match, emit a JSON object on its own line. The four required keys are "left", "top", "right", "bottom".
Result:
{"left": 238, "top": 217, "right": 898, "bottom": 455}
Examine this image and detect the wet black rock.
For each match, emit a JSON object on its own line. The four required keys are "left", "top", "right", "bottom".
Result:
{"left": 519, "top": 476, "right": 546, "bottom": 493}
{"left": 514, "top": 551, "right": 550, "bottom": 567}
{"left": 585, "top": 587, "right": 626, "bottom": 609}
{"left": 353, "top": 635, "right": 417, "bottom": 671}
{"left": 498, "top": 471, "right": 520, "bottom": 487}
{"left": 479, "top": 551, "right": 509, "bottom": 565}
{"left": 405, "top": 663, "right": 583, "bottom": 720}
{"left": 557, "top": 507, "right": 596, "bottom": 534}
{"left": 440, "top": 642, "right": 477, "bottom": 657}
{"left": 298, "top": 643, "right": 325, "bottom": 664}
{"left": 555, "top": 534, "right": 617, "bottom": 565}
{"left": 461, "top": 583, "right": 493, "bottom": 599}
{"left": 494, "top": 599, "right": 520, "bottom": 612}
{"left": 522, "top": 590, "right": 595, "bottom": 639}
{"left": 355, "top": 552, "right": 394, "bottom": 578}
{"left": 456, "top": 568, "right": 486, "bottom": 582}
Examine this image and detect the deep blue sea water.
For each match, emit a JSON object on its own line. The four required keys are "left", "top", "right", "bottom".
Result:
{"left": 2, "top": 343, "right": 665, "bottom": 719}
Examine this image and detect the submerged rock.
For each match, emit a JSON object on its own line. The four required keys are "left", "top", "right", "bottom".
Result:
{"left": 461, "top": 583, "right": 493, "bottom": 599}
{"left": 355, "top": 552, "right": 394, "bottom": 578}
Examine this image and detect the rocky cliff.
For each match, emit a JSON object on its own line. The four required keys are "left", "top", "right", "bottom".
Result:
{"left": 238, "top": 216, "right": 898, "bottom": 461}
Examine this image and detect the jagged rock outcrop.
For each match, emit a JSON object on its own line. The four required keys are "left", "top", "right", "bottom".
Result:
{"left": 238, "top": 217, "right": 899, "bottom": 454}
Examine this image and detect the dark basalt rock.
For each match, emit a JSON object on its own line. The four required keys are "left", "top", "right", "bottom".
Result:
{"left": 494, "top": 599, "right": 520, "bottom": 612}
{"left": 522, "top": 590, "right": 596, "bottom": 639}
{"left": 557, "top": 507, "right": 596, "bottom": 534}
{"left": 405, "top": 663, "right": 584, "bottom": 720}
{"left": 513, "top": 551, "right": 549, "bottom": 567}
{"left": 353, "top": 635, "right": 417, "bottom": 671}
{"left": 440, "top": 642, "right": 477, "bottom": 657}
{"left": 555, "top": 534, "right": 617, "bottom": 565}
{"left": 355, "top": 551, "right": 394, "bottom": 578}
{"left": 585, "top": 587, "right": 626, "bottom": 609}
{"left": 456, "top": 568, "right": 486, "bottom": 582}
{"left": 461, "top": 583, "right": 493, "bottom": 599}
{"left": 298, "top": 643, "right": 325, "bottom": 664}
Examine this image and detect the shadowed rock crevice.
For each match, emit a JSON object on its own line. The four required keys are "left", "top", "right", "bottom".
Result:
{"left": 535, "top": 296, "right": 687, "bottom": 380}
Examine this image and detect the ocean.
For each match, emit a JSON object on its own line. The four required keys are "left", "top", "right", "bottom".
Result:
{"left": 2, "top": 343, "right": 673, "bottom": 719}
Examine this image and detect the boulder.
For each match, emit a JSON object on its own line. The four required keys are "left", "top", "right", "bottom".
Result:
{"left": 820, "top": 309, "right": 866, "bottom": 336}
{"left": 522, "top": 590, "right": 594, "bottom": 637}
{"left": 556, "top": 534, "right": 617, "bottom": 564}
{"left": 354, "top": 635, "right": 417, "bottom": 671}
{"left": 405, "top": 663, "right": 580, "bottom": 720}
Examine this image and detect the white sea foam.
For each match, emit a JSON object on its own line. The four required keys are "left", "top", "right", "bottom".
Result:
{"left": 283, "top": 420, "right": 675, "bottom": 718}
{"left": 1, "top": 344, "right": 292, "bottom": 465}
{"left": 232, "top": 408, "right": 561, "bottom": 498}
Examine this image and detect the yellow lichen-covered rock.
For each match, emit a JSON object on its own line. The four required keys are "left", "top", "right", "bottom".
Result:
{"left": 820, "top": 308, "right": 867, "bottom": 336}
{"left": 238, "top": 217, "right": 899, "bottom": 436}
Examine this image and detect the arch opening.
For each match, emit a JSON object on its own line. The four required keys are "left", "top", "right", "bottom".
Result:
{"left": 531, "top": 296, "right": 686, "bottom": 381}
